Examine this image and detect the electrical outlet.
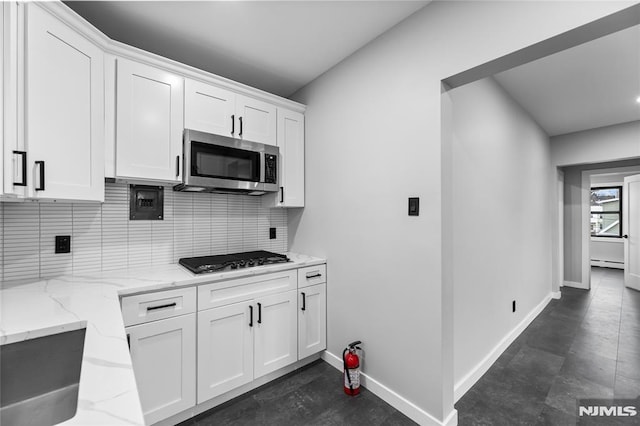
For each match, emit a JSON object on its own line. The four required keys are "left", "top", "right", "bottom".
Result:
{"left": 269, "top": 227, "right": 276, "bottom": 239}
{"left": 55, "top": 235, "right": 71, "bottom": 254}
{"left": 512, "top": 300, "right": 516, "bottom": 313}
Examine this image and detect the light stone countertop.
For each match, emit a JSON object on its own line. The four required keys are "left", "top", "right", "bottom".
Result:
{"left": 0, "top": 252, "right": 326, "bottom": 425}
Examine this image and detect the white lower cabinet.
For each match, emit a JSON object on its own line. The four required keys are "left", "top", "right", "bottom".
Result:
{"left": 197, "top": 290, "right": 298, "bottom": 402}
{"left": 123, "top": 265, "right": 326, "bottom": 424}
{"left": 254, "top": 290, "right": 298, "bottom": 378}
{"left": 298, "top": 283, "right": 327, "bottom": 359}
{"left": 197, "top": 300, "right": 254, "bottom": 403}
{"left": 126, "top": 314, "right": 196, "bottom": 425}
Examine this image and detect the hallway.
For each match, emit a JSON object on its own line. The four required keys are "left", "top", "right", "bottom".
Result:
{"left": 456, "top": 267, "right": 640, "bottom": 425}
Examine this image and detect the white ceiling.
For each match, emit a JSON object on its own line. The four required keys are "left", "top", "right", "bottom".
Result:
{"left": 494, "top": 24, "right": 640, "bottom": 137}
{"left": 64, "top": 1, "right": 429, "bottom": 97}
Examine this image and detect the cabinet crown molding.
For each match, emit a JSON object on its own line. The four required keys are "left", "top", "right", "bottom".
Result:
{"left": 34, "top": 1, "right": 306, "bottom": 113}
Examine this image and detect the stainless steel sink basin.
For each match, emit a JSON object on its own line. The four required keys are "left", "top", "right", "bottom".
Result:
{"left": 1, "top": 328, "right": 86, "bottom": 426}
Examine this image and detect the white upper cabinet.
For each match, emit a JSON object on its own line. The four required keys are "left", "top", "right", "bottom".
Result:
{"left": 116, "top": 58, "right": 184, "bottom": 182}
{"left": 263, "top": 108, "right": 305, "bottom": 208}
{"left": 24, "top": 4, "right": 104, "bottom": 201}
{"left": 0, "top": 2, "right": 22, "bottom": 199}
{"left": 184, "top": 79, "right": 235, "bottom": 137}
{"left": 235, "top": 95, "right": 277, "bottom": 146}
{"left": 184, "top": 79, "right": 277, "bottom": 146}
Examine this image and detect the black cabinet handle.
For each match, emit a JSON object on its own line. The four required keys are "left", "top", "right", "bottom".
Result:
{"left": 280, "top": 187, "right": 284, "bottom": 203}
{"left": 231, "top": 114, "right": 235, "bottom": 135}
{"left": 301, "top": 292, "right": 306, "bottom": 311}
{"left": 147, "top": 302, "right": 177, "bottom": 311}
{"left": 249, "top": 305, "right": 254, "bottom": 327}
{"left": 126, "top": 333, "right": 131, "bottom": 350}
{"left": 623, "top": 234, "right": 629, "bottom": 239}
{"left": 35, "top": 161, "right": 45, "bottom": 191}
{"left": 13, "top": 151, "right": 27, "bottom": 186}
{"left": 175, "top": 156, "right": 180, "bottom": 177}
{"left": 306, "top": 273, "right": 322, "bottom": 279}
{"left": 257, "top": 303, "right": 262, "bottom": 324}
{"left": 239, "top": 116, "right": 243, "bottom": 136}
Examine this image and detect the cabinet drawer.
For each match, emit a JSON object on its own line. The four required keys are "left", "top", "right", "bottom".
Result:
{"left": 122, "top": 287, "right": 197, "bottom": 326}
{"left": 298, "top": 264, "right": 326, "bottom": 288}
{"left": 198, "top": 270, "right": 297, "bottom": 311}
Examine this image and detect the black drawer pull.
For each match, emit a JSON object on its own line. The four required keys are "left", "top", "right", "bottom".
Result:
{"left": 257, "top": 303, "right": 262, "bottom": 324}
{"left": 301, "top": 292, "right": 306, "bottom": 311}
{"left": 126, "top": 333, "right": 131, "bottom": 350}
{"left": 13, "top": 151, "right": 27, "bottom": 186}
{"left": 147, "top": 302, "right": 177, "bottom": 311}
{"left": 249, "top": 305, "right": 254, "bottom": 327}
{"left": 306, "top": 273, "right": 322, "bottom": 279}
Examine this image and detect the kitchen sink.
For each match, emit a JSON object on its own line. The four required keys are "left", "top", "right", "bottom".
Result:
{"left": 0, "top": 328, "right": 86, "bottom": 426}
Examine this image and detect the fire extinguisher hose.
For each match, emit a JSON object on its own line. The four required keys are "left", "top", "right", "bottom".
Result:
{"left": 343, "top": 348, "right": 354, "bottom": 393}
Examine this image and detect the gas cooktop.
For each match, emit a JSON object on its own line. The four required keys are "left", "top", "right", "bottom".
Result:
{"left": 179, "top": 250, "right": 290, "bottom": 274}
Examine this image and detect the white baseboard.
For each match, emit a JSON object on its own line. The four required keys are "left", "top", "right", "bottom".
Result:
{"left": 551, "top": 291, "right": 561, "bottom": 299}
{"left": 322, "top": 351, "right": 457, "bottom": 426}
{"left": 453, "top": 293, "right": 553, "bottom": 402}
{"left": 564, "top": 280, "right": 589, "bottom": 290}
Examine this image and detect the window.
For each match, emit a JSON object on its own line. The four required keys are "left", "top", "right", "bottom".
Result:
{"left": 590, "top": 186, "right": 622, "bottom": 237}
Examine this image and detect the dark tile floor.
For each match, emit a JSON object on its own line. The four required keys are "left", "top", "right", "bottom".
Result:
{"left": 177, "top": 360, "right": 417, "bottom": 426}
{"left": 456, "top": 267, "right": 640, "bottom": 425}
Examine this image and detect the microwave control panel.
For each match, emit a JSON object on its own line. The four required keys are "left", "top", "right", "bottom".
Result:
{"left": 265, "top": 154, "right": 277, "bottom": 184}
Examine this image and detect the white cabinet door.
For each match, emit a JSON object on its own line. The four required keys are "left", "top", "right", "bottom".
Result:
{"left": 184, "top": 79, "right": 236, "bottom": 137}
{"left": 116, "top": 58, "right": 183, "bottom": 182}
{"left": 262, "top": 108, "right": 305, "bottom": 208}
{"left": 25, "top": 4, "right": 104, "bottom": 201}
{"left": 198, "top": 301, "right": 254, "bottom": 403}
{"left": 254, "top": 290, "right": 298, "bottom": 379}
{"left": 236, "top": 95, "right": 277, "bottom": 146}
{"left": 298, "top": 283, "right": 327, "bottom": 359}
{"left": 279, "top": 108, "right": 304, "bottom": 207}
{"left": 126, "top": 314, "right": 196, "bottom": 425}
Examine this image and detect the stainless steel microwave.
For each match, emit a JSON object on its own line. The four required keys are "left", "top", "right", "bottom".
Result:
{"left": 174, "top": 129, "right": 279, "bottom": 195}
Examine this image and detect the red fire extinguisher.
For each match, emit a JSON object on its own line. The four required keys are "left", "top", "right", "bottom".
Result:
{"left": 343, "top": 341, "right": 362, "bottom": 396}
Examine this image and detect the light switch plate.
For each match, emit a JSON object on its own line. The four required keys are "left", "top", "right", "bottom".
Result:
{"left": 408, "top": 197, "right": 419, "bottom": 216}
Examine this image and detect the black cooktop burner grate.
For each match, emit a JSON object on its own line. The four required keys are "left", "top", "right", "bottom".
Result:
{"left": 179, "top": 250, "right": 290, "bottom": 274}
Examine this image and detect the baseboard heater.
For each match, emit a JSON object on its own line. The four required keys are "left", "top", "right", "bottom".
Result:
{"left": 590, "top": 259, "right": 624, "bottom": 269}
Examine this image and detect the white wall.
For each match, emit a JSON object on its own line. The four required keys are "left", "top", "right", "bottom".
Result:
{"left": 553, "top": 122, "right": 640, "bottom": 285}
{"left": 289, "top": 1, "right": 633, "bottom": 423}
{"left": 449, "top": 77, "right": 551, "bottom": 391}
{"left": 0, "top": 183, "right": 288, "bottom": 281}
{"left": 552, "top": 121, "right": 640, "bottom": 167}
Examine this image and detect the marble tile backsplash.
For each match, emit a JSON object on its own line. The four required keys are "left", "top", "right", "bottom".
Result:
{"left": 0, "top": 183, "right": 287, "bottom": 281}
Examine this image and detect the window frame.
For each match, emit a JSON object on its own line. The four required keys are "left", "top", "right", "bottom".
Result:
{"left": 590, "top": 185, "right": 623, "bottom": 238}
